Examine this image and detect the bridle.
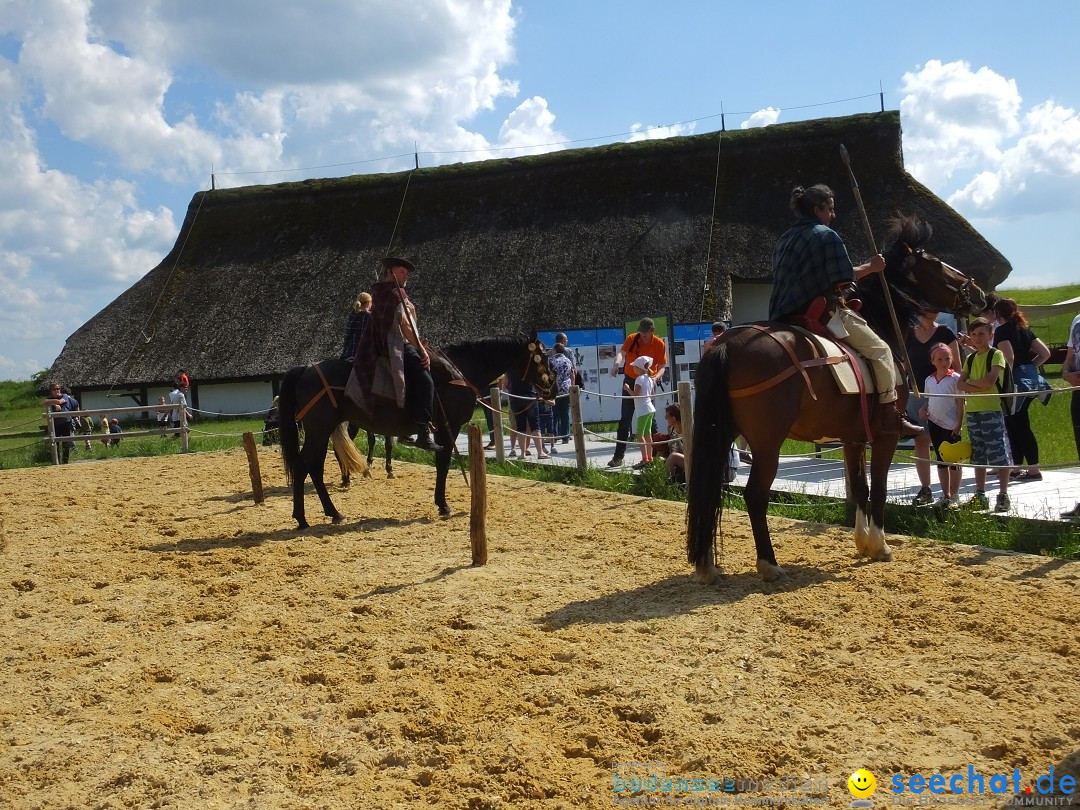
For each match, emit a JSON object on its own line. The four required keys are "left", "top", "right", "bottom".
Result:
{"left": 521, "top": 339, "right": 554, "bottom": 397}
{"left": 901, "top": 244, "right": 980, "bottom": 315}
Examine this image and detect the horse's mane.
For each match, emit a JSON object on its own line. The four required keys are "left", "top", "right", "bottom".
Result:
{"left": 440, "top": 335, "right": 531, "bottom": 386}
{"left": 856, "top": 212, "right": 935, "bottom": 348}
{"left": 442, "top": 334, "right": 527, "bottom": 361}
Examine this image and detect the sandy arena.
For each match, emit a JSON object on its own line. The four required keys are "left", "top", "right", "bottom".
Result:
{"left": 2, "top": 448, "right": 1078, "bottom": 809}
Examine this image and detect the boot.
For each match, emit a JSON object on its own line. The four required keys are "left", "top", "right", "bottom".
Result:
{"left": 880, "top": 403, "right": 923, "bottom": 437}
{"left": 412, "top": 422, "right": 444, "bottom": 452}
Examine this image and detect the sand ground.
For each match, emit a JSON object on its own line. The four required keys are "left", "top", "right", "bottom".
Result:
{"left": 1, "top": 448, "right": 1078, "bottom": 809}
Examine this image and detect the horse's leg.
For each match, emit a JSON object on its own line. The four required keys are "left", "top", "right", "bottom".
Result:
{"left": 844, "top": 443, "right": 872, "bottom": 556}
{"left": 743, "top": 432, "right": 785, "bottom": 581}
{"left": 865, "top": 436, "right": 898, "bottom": 561}
{"left": 308, "top": 442, "right": 345, "bottom": 524}
{"left": 291, "top": 453, "right": 310, "bottom": 530}
{"left": 385, "top": 435, "right": 395, "bottom": 479}
{"left": 434, "top": 442, "right": 453, "bottom": 517}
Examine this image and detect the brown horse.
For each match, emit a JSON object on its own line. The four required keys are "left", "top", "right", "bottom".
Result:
{"left": 686, "top": 214, "right": 986, "bottom": 582}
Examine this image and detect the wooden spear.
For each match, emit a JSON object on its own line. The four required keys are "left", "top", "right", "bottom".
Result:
{"left": 839, "top": 144, "right": 920, "bottom": 399}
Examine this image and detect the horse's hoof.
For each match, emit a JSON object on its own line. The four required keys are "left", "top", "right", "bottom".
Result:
{"left": 362, "top": 469, "right": 372, "bottom": 479}
{"left": 756, "top": 559, "right": 787, "bottom": 582}
{"left": 695, "top": 564, "right": 721, "bottom": 585}
{"left": 438, "top": 506, "right": 452, "bottom": 518}
{"left": 295, "top": 520, "right": 310, "bottom": 531}
{"left": 387, "top": 471, "right": 395, "bottom": 479}
{"left": 331, "top": 513, "right": 345, "bottom": 524}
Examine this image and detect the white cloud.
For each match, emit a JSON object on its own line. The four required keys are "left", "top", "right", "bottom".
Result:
{"left": 948, "top": 100, "right": 1080, "bottom": 215}
{"left": 0, "top": 0, "right": 564, "bottom": 375}
{"left": 740, "top": 107, "right": 780, "bottom": 129}
{"left": 0, "top": 107, "right": 176, "bottom": 372}
{"left": 626, "top": 121, "right": 696, "bottom": 142}
{"left": 900, "top": 59, "right": 1022, "bottom": 189}
{"left": 899, "top": 60, "right": 1080, "bottom": 218}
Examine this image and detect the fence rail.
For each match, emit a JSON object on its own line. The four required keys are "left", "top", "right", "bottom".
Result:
{"left": 44, "top": 403, "right": 189, "bottom": 464}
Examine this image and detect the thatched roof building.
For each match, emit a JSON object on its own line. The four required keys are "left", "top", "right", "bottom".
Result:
{"left": 50, "top": 110, "right": 1010, "bottom": 396}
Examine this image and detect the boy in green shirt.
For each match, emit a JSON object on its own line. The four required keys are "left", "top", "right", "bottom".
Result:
{"left": 957, "top": 318, "right": 1012, "bottom": 512}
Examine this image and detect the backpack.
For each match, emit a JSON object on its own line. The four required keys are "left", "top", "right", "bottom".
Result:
{"left": 964, "top": 348, "right": 1017, "bottom": 416}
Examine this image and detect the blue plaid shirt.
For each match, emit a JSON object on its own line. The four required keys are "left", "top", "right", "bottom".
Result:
{"left": 768, "top": 216, "right": 855, "bottom": 321}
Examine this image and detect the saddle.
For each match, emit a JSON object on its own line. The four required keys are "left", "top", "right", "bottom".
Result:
{"left": 343, "top": 344, "right": 471, "bottom": 423}
{"left": 729, "top": 322, "right": 878, "bottom": 443}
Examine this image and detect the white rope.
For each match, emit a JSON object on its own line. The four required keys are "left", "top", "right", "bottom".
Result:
{"left": 189, "top": 407, "right": 271, "bottom": 417}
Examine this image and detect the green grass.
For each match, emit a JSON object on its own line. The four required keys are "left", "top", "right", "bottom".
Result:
{"left": 998, "top": 283, "right": 1080, "bottom": 351}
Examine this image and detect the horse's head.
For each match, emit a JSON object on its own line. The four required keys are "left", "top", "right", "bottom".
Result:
{"left": 883, "top": 214, "right": 987, "bottom": 317}
{"left": 521, "top": 331, "right": 555, "bottom": 398}
{"left": 900, "top": 248, "right": 986, "bottom": 317}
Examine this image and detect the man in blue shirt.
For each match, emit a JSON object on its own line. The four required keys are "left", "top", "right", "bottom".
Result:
{"left": 770, "top": 184, "right": 920, "bottom": 436}
{"left": 43, "top": 382, "right": 80, "bottom": 463}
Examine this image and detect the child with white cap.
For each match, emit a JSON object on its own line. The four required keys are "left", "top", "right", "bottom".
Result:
{"left": 623, "top": 356, "right": 656, "bottom": 470}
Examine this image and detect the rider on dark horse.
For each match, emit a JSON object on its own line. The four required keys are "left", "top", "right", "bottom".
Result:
{"left": 349, "top": 256, "right": 443, "bottom": 452}
{"left": 769, "top": 184, "right": 923, "bottom": 437}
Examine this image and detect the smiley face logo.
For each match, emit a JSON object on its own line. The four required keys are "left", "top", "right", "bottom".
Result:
{"left": 848, "top": 768, "right": 877, "bottom": 798}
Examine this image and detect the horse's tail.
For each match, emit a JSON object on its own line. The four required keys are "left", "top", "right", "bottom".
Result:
{"left": 279, "top": 364, "right": 306, "bottom": 486}
{"left": 686, "top": 342, "right": 737, "bottom": 577}
{"left": 330, "top": 422, "right": 367, "bottom": 478}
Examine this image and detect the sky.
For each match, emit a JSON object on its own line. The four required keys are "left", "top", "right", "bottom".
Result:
{"left": 1, "top": 0, "right": 1079, "bottom": 381}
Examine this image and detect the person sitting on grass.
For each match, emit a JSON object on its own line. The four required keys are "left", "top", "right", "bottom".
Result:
{"left": 661, "top": 403, "right": 685, "bottom": 484}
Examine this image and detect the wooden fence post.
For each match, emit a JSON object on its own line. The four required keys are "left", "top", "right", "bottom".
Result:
{"left": 570, "top": 386, "right": 587, "bottom": 471}
{"left": 490, "top": 387, "right": 504, "bottom": 463}
{"left": 468, "top": 424, "right": 487, "bottom": 565}
{"left": 180, "top": 405, "right": 190, "bottom": 452}
{"left": 46, "top": 412, "right": 58, "bottom": 466}
{"left": 678, "top": 381, "right": 693, "bottom": 485}
{"left": 242, "top": 431, "right": 264, "bottom": 504}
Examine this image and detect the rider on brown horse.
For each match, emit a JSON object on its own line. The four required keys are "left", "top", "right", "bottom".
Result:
{"left": 350, "top": 256, "right": 443, "bottom": 451}
{"left": 769, "top": 184, "right": 922, "bottom": 437}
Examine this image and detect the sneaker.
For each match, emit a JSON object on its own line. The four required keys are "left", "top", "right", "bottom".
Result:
{"left": 994, "top": 493, "right": 1011, "bottom": 513}
{"left": 550, "top": 446, "right": 559, "bottom": 454}
{"left": 965, "top": 491, "right": 990, "bottom": 511}
{"left": 947, "top": 495, "right": 961, "bottom": 510}
{"left": 606, "top": 457, "right": 624, "bottom": 468}
{"left": 483, "top": 441, "right": 496, "bottom": 450}
{"left": 933, "top": 496, "right": 950, "bottom": 510}
{"left": 632, "top": 460, "right": 647, "bottom": 470}
{"left": 1061, "top": 503, "right": 1080, "bottom": 519}
{"left": 911, "top": 486, "right": 934, "bottom": 507}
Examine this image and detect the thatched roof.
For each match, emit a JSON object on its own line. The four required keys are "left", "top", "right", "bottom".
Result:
{"left": 50, "top": 110, "right": 1011, "bottom": 388}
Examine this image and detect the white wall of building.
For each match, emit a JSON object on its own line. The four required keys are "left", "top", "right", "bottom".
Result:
{"left": 195, "top": 381, "right": 274, "bottom": 417}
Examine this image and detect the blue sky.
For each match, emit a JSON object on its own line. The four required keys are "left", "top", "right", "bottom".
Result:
{"left": 2, "top": 0, "right": 1079, "bottom": 380}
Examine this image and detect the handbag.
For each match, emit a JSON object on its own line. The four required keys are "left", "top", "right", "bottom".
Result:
{"left": 1014, "top": 362, "right": 1054, "bottom": 408}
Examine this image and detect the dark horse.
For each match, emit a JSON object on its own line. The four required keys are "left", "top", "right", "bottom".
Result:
{"left": 686, "top": 214, "right": 986, "bottom": 582}
{"left": 279, "top": 333, "right": 553, "bottom": 529}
